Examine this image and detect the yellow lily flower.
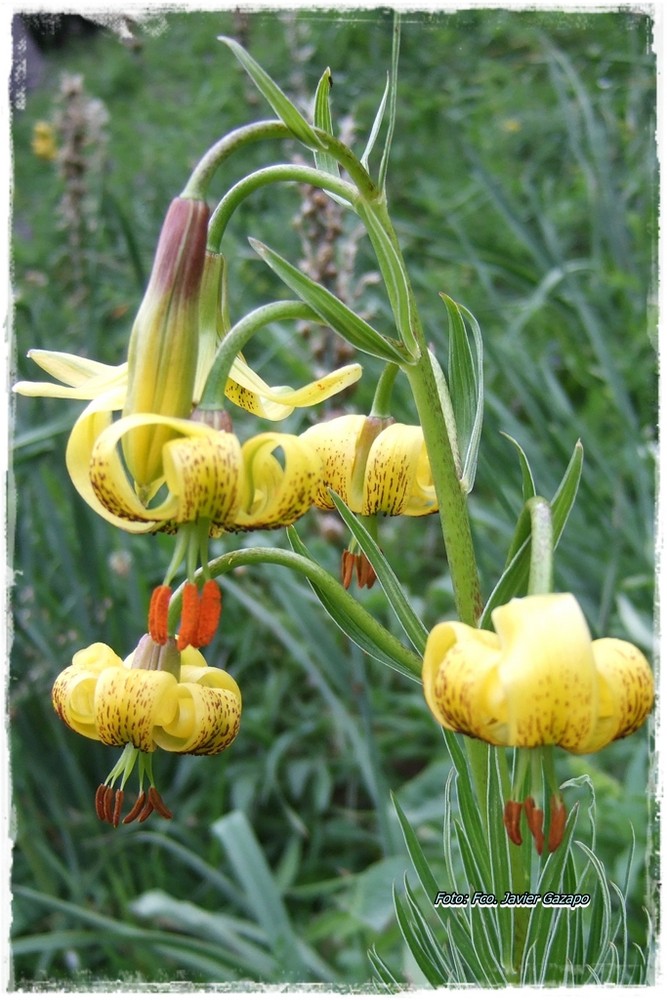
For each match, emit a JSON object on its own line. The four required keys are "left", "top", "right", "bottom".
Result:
{"left": 301, "top": 414, "right": 438, "bottom": 516}
{"left": 14, "top": 205, "right": 360, "bottom": 497}
{"left": 67, "top": 409, "right": 321, "bottom": 534}
{"left": 422, "top": 593, "right": 653, "bottom": 753}
{"left": 52, "top": 635, "right": 242, "bottom": 826}
{"left": 53, "top": 638, "right": 241, "bottom": 756}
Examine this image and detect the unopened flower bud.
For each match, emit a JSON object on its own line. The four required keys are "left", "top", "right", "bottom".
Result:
{"left": 123, "top": 196, "right": 210, "bottom": 487}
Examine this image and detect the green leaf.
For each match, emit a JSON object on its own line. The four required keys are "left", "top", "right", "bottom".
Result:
{"left": 131, "top": 890, "right": 277, "bottom": 978}
{"left": 249, "top": 238, "right": 410, "bottom": 364}
{"left": 440, "top": 295, "right": 484, "bottom": 492}
{"left": 377, "top": 12, "right": 401, "bottom": 192}
{"left": 218, "top": 36, "right": 324, "bottom": 151}
{"left": 312, "top": 67, "right": 341, "bottom": 179}
{"left": 356, "top": 201, "right": 419, "bottom": 359}
{"left": 501, "top": 432, "right": 537, "bottom": 502}
{"left": 286, "top": 527, "right": 422, "bottom": 679}
{"left": 480, "top": 439, "right": 584, "bottom": 628}
{"left": 211, "top": 810, "right": 319, "bottom": 981}
{"left": 392, "top": 882, "right": 450, "bottom": 985}
{"left": 361, "top": 73, "right": 390, "bottom": 172}
{"left": 328, "top": 491, "right": 428, "bottom": 654}
{"left": 349, "top": 856, "right": 413, "bottom": 933}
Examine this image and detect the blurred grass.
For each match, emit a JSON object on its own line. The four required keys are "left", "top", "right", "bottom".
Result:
{"left": 10, "top": 8, "right": 656, "bottom": 987}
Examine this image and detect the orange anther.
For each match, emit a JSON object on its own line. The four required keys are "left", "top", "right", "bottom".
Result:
{"left": 547, "top": 796, "right": 567, "bottom": 853}
{"left": 148, "top": 585, "right": 172, "bottom": 644}
{"left": 94, "top": 784, "right": 108, "bottom": 823}
{"left": 112, "top": 789, "right": 124, "bottom": 828}
{"left": 122, "top": 791, "right": 147, "bottom": 825}
{"left": 356, "top": 554, "right": 377, "bottom": 589}
{"left": 148, "top": 786, "right": 173, "bottom": 820}
{"left": 177, "top": 582, "right": 200, "bottom": 651}
{"left": 341, "top": 550, "right": 354, "bottom": 590}
{"left": 503, "top": 800, "right": 523, "bottom": 846}
{"left": 195, "top": 580, "right": 222, "bottom": 648}
{"left": 524, "top": 796, "right": 545, "bottom": 855}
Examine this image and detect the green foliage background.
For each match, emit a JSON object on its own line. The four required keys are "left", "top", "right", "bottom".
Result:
{"left": 10, "top": 7, "right": 657, "bottom": 987}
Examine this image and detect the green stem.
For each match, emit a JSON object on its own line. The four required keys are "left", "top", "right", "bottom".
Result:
{"left": 355, "top": 199, "right": 488, "bottom": 813}
{"left": 208, "top": 165, "right": 359, "bottom": 252}
{"left": 167, "top": 546, "right": 422, "bottom": 680}
{"left": 370, "top": 363, "right": 399, "bottom": 418}
{"left": 198, "top": 300, "right": 320, "bottom": 410}
{"left": 181, "top": 120, "right": 292, "bottom": 200}
{"left": 364, "top": 203, "right": 483, "bottom": 626}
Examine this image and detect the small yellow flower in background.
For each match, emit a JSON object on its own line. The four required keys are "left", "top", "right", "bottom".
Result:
{"left": 32, "top": 121, "right": 58, "bottom": 161}
{"left": 301, "top": 413, "right": 438, "bottom": 516}
{"left": 52, "top": 635, "right": 242, "bottom": 826}
{"left": 422, "top": 593, "right": 653, "bottom": 754}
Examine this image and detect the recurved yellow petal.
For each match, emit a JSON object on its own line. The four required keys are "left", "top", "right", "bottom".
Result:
{"left": 225, "top": 357, "right": 362, "bottom": 420}
{"left": 155, "top": 665, "right": 242, "bottom": 754}
{"left": 13, "top": 351, "right": 128, "bottom": 400}
{"left": 94, "top": 667, "right": 178, "bottom": 751}
{"left": 235, "top": 432, "right": 321, "bottom": 529}
{"left": 65, "top": 388, "right": 151, "bottom": 532}
{"left": 491, "top": 595, "right": 598, "bottom": 750}
{"left": 162, "top": 427, "right": 243, "bottom": 528}
{"left": 300, "top": 414, "right": 368, "bottom": 509}
{"left": 364, "top": 423, "right": 437, "bottom": 516}
{"left": 52, "top": 643, "right": 124, "bottom": 740}
{"left": 575, "top": 637, "right": 654, "bottom": 754}
{"left": 422, "top": 621, "right": 503, "bottom": 741}
{"left": 86, "top": 412, "right": 244, "bottom": 531}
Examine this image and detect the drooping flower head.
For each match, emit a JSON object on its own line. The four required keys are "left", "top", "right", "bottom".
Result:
{"left": 422, "top": 593, "right": 653, "bottom": 753}
{"left": 301, "top": 414, "right": 438, "bottom": 517}
{"left": 53, "top": 635, "right": 242, "bottom": 825}
{"left": 422, "top": 593, "right": 654, "bottom": 852}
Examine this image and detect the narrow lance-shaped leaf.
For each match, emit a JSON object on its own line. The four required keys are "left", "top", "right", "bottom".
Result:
{"left": 378, "top": 11, "right": 401, "bottom": 193}
{"left": 313, "top": 67, "right": 340, "bottom": 178}
{"left": 218, "top": 35, "right": 325, "bottom": 151}
{"left": 249, "top": 238, "right": 411, "bottom": 364}
{"left": 286, "top": 527, "right": 422, "bottom": 680}
{"left": 357, "top": 201, "right": 419, "bottom": 360}
{"left": 328, "top": 491, "right": 428, "bottom": 654}
{"left": 361, "top": 73, "right": 390, "bottom": 172}
{"left": 211, "top": 811, "right": 308, "bottom": 981}
{"left": 440, "top": 294, "right": 484, "bottom": 493}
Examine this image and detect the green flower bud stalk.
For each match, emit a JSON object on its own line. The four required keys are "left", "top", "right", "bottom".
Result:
{"left": 123, "top": 196, "right": 210, "bottom": 489}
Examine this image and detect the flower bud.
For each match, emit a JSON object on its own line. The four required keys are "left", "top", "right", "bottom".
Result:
{"left": 123, "top": 196, "right": 210, "bottom": 487}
